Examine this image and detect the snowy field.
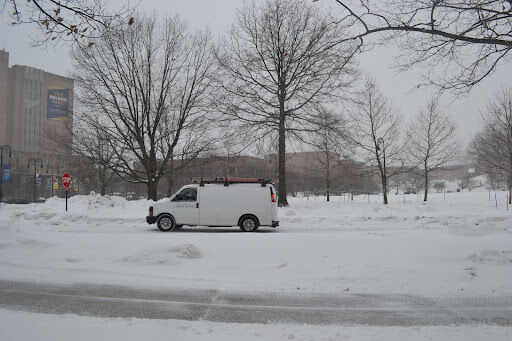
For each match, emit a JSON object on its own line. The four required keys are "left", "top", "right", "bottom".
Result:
{"left": 0, "top": 190, "right": 510, "bottom": 296}
{"left": 0, "top": 190, "right": 511, "bottom": 339}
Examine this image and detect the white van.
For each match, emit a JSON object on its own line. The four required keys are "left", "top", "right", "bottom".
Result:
{"left": 146, "top": 178, "right": 279, "bottom": 232}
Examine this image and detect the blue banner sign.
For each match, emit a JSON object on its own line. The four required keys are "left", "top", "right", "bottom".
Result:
{"left": 47, "top": 88, "right": 70, "bottom": 119}
{"left": 2, "top": 165, "right": 10, "bottom": 182}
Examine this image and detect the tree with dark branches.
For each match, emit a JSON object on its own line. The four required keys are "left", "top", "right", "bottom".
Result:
{"left": 216, "top": 0, "right": 359, "bottom": 206}
{"left": 305, "top": 106, "right": 352, "bottom": 202}
{"left": 72, "top": 115, "right": 124, "bottom": 196}
{"left": 72, "top": 14, "right": 218, "bottom": 200}
{"left": 348, "top": 78, "right": 405, "bottom": 205}
{"left": 329, "top": 0, "right": 512, "bottom": 95}
{"left": 406, "top": 98, "right": 460, "bottom": 201}
{"left": 3, "top": 0, "right": 133, "bottom": 44}
{"left": 470, "top": 87, "right": 512, "bottom": 203}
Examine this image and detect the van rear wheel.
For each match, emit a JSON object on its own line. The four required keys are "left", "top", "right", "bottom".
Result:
{"left": 239, "top": 216, "right": 259, "bottom": 232}
{"left": 157, "top": 215, "right": 176, "bottom": 232}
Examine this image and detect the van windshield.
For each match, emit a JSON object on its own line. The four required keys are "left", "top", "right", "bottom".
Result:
{"left": 171, "top": 188, "right": 197, "bottom": 202}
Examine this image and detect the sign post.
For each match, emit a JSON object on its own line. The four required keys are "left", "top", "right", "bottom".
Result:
{"left": 62, "top": 172, "right": 71, "bottom": 211}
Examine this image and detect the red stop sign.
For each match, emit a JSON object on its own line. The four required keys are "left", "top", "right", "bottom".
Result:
{"left": 62, "top": 172, "right": 71, "bottom": 190}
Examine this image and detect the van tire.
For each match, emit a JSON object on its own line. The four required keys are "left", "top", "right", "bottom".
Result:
{"left": 157, "top": 214, "right": 176, "bottom": 232}
{"left": 239, "top": 215, "right": 259, "bottom": 232}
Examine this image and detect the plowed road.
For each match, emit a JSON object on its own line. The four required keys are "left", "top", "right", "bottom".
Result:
{"left": 1, "top": 281, "right": 511, "bottom": 326}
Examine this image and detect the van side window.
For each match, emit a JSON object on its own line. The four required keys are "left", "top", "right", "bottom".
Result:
{"left": 172, "top": 188, "right": 197, "bottom": 202}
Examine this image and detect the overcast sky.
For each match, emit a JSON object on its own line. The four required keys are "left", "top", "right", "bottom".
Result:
{"left": 1, "top": 0, "right": 510, "bottom": 147}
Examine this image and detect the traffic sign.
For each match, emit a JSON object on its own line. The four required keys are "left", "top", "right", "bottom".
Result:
{"left": 62, "top": 172, "right": 71, "bottom": 212}
{"left": 62, "top": 172, "right": 71, "bottom": 190}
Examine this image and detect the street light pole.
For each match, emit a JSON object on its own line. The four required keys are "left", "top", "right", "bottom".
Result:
{"left": 27, "top": 158, "right": 44, "bottom": 202}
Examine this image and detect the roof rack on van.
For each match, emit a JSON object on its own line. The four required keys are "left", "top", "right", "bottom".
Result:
{"left": 191, "top": 177, "right": 270, "bottom": 187}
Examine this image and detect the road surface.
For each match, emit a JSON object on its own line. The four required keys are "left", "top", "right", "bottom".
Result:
{"left": 1, "top": 280, "right": 511, "bottom": 326}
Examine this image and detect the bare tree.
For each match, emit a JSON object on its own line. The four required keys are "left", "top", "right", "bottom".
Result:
{"left": 306, "top": 106, "right": 351, "bottom": 201}
{"left": 72, "top": 15, "right": 218, "bottom": 200}
{"left": 3, "top": 0, "right": 133, "bottom": 44}
{"left": 348, "top": 78, "right": 404, "bottom": 204}
{"left": 470, "top": 87, "right": 512, "bottom": 203}
{"left": 73, "top": 115, "right": 122, "bottom": 195}
{"left": 44, "top": 101, "right": 123, "bottom": 196}
{"left": 165, "top": 123, "right": 220, "bottom": 197}
{"left": 407, "top": 99, "right": 460, "bottom": 201}
{"left": 331, "top": 0, "right": 512, "bottom": 94}
{"left": 215, "top": 0, "right": 359, "bottom": 206}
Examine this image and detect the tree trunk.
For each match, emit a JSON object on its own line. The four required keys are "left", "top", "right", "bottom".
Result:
{"left": 325, "top": 149, "right": 330, "bottom": 202}
{"left": 382, "top": 176, "right": 388, "bottom": 204}
{"left": 378, "top": 159, "right": 388, "bottom": 204}
{"left": 423, "top": 166, "right": 429, "bottom": 202}
{"left": 147, "top": 180, "right": 158, "bottom": 201}
{"left": 167, "top": 158, "right": 174, "bottom": 197}
{"left": 509, "top": 177, "right": 512, "bottom": 205}
{"left": 326, "top": 172, "right": 330, "bottom": 202}
{"left": 277, "top": 97, "right": 288, "bottom": 207}
{"left": 98, "top": 167, "right": 106, "bottom": 196}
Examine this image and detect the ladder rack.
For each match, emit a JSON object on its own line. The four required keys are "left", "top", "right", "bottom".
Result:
{"left": 191, "top": 177, "right": 270, "bottom": 187}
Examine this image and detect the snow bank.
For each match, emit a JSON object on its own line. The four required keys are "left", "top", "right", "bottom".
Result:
{"left": 3, "top": 194, "right": 153, "bottom": 231}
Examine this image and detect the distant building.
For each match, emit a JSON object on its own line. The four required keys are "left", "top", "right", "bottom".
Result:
{"left": 0, "top": 50, "right": 76, "bottom": 202}
{"left": 0, "top": 50, "right": 73, "bottom": 154}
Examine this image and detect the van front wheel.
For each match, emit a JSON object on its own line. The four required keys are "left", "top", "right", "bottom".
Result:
{"left": 157, "top": 214, "right": 176, "bottom": 232}
{"left": 239, "top": 216, "right": 259, "bottom": 232}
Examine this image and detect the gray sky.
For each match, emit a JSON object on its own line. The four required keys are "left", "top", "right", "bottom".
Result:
{"left": 1, "top": 0, "right": 510, "bottom": 147}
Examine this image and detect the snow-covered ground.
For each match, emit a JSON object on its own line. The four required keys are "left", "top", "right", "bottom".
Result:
{"left": 0, "top": 190, "right": 510, "bottom": 296}
{"left": 2, "top": 309, "right": 512, "bottom": 341}
{"left": 0, "top": 190, "right": 511, "bottom": 338}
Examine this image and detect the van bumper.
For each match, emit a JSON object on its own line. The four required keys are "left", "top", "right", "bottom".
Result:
{"left": 146, "top": 215, "right": 157, "bottom": 224}
{"left": 272, "top": 220, "right": 279, "bottom": 227}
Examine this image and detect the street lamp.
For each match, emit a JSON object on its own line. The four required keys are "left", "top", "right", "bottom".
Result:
{"left": 0, "top": 145, "right": 13, "bottom": 193}
{"left": 27, "top": 158, "right": 44, "bottom": 202}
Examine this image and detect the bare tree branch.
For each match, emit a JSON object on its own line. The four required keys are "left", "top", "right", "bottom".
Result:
{"left": 331, "top": 0, "right": 512, "bottom": 95}
{"left": 4, "top": 0, "right": 134, "bottom": 45}
{"left": 406, "top": 97, "right": 460, "bottom": 201}
{"left": 71, "top": 14, "right": 219, "bottom": 200}
{"left": 216, "top": 0, "right": 359, "bottom": 206}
